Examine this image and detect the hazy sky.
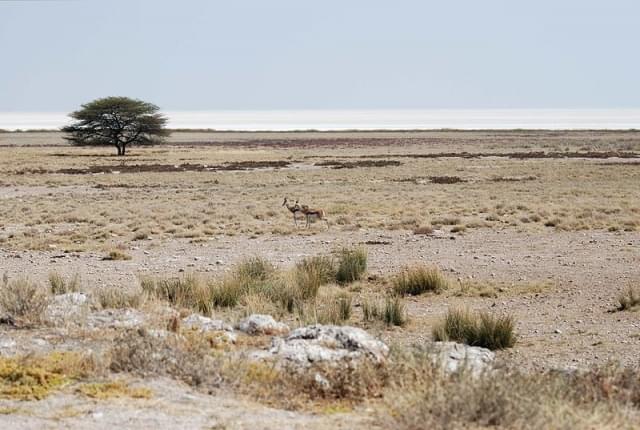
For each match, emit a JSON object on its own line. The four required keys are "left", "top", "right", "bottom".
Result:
{"left": 1, "top": 0, "right": 639, "bottom": 111}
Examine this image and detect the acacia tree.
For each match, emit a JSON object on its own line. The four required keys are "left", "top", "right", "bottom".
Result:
{"left": 62, "top": 96, "right": 169, "bottom": 156}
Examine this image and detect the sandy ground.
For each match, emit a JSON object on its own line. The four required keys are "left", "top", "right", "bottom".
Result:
{"left": 1, "top": 131, "right": 639, "bottom": 428}
{"left": 2, "top": 228, "right": 638, "bottom": 371}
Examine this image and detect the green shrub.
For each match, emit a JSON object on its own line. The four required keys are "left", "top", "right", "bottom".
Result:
{"left": 432, "top": 308, "right": 516, "bottom": 350}
{"left": 393, "top": 265, "right": 448, "bottom": 296}
{"left": 335, "top": 247, "right": 367, "bottom": 284}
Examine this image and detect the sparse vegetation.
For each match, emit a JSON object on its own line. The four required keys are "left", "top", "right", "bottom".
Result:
{"left": 335, "top": 247, "right": 367, "bottom": 284}
{"left": 432, "top": 308, "right": 516, "bottom": 350}
{"left": 393, "top": 265, "right": 448, "bottom": 296}
{"left": 383, "top": 350, "right": 640, "bottom": 430}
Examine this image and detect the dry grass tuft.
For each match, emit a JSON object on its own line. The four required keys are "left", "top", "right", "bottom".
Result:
{"left": 0, "top": 351, "right": 99, "bottom": 400}
{"left": 617, "top": 285, "right": 640, "bottom": 311}
{"left": 295, "top": 255, "right": 336, "bottom": 300}
{"left": 96, "top": 287, "right": 144, "bottom": 309}
{"left": 335, "top": 247, "right": 367, "bottom": 284}
{"left": 432, "top": 308, "right": 516, "bottom": 350}
{"left": 317, "top": 292, "right": 353, "bottom": 325}
{"left": 393, "top": 265, "right": 448, "bottom": 296}
{"left": 383, "top": 297, "right": 408, "bottom": 326}
{"left": 49, "top": 271, "right": 82, "bottom": 294}
{"left": 141, "top": 274, "right": 214, "bottom": 314}
{"left": 383, "top": 349, "right": 640, "bottom": 430}
{"left": 104, "top": 249, "right": 132, "bottom": 261}
{"left": 0, "top": 276, "right": 49, "bottom": 324}
{"left": 109, "top": 328, "right": 222, "bottom": 387}
{"left": 77, "top": 380, "right": 152, "bottom": 399}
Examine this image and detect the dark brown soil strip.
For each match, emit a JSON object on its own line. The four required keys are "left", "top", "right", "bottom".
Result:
{"left": 314, "top": 160, "right": 402, "bottom": 169}
{"left": 15, "top": 161, "right": 291, "bottom": 175}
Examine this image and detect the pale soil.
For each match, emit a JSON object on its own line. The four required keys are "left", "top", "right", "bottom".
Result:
{"left": 2, "top": 228, "right": 638, "bottom": 369}
{"left": 0, "top": 377, "right": 376, "bottom": 430}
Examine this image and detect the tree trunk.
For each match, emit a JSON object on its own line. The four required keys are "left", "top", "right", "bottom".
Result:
{"left": 115, "top": 145, "right": 122, "bottom": 156}
{"left": 121, "top": 144, "right": 126, "bottom": 156}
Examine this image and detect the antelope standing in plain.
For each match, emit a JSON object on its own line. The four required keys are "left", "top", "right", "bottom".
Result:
{"left": 300, "top": 204, "right": 329, "bottom": 229}
{"left": 282, "top": 197, "right": 304, "bottom": 227}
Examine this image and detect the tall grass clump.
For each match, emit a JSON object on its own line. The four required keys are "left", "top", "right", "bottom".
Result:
{"left": 393, "top": 265, "right": 448, "bottom": 296}
{"left": 432, "top": 308, "right": 516, "bottom": 350}
{"left": 295, "top": 255, "right": 335, "bottom": 300}
{"left": 141, "top": 274, "right": 214, "bottom": 314}
{"left": 362, "top": 299, "right": 383, "bottom": 322}
{"left": 335, "top": 247, "right": 367, "bottom": 284}
{"left": 235, "top": 256, "right": 275, "bottom": 282}
{"left": 383, "top": 297, "right": 407, "bottom": 326}
{"left": 96, "top": 288, "right": 144, "bottom": 310}
{"left": 617, "top": 285, "right": 640, "bottom": 311}
{"left": 317, "top": 292, "right": 352, "bottom": 325}
{"left": 0, "top": 276, "right": 49, "bottom": 324}
{"left": 48, "top": 271, "right": 82, "bottom": 295}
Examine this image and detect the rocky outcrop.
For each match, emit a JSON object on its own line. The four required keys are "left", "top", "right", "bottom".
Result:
{"left": 429, "top": 341, "right": 495, "bottom": 376}
{"left": 262, "top": 324, "right": 389, "bottom": 366}
{"left": 236, "top": 314, "right": 290, "bottom": 336}
{"left": 44, "top": 293, "right": 89, "bottom": 325}
{"left": 181, "top": 314, "right": 236, "bottom": 343}
{"left": 87, "top": 308, "right": 145, "bottom": 329}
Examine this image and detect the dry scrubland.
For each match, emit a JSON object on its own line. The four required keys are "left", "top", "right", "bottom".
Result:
{"left": 0, "top": 130, "right": 639, "bottom": 429}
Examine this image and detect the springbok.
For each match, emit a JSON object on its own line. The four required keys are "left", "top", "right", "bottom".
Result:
{"left": 300, "top": 204, "right": 329, "bottom": 229}
{"left": 282, "top": 197, "right": 304, "bottom": 227}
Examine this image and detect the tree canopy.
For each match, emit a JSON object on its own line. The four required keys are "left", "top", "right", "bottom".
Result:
{"left": 62, "top": 97, "right": 169, "bottom": 155}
